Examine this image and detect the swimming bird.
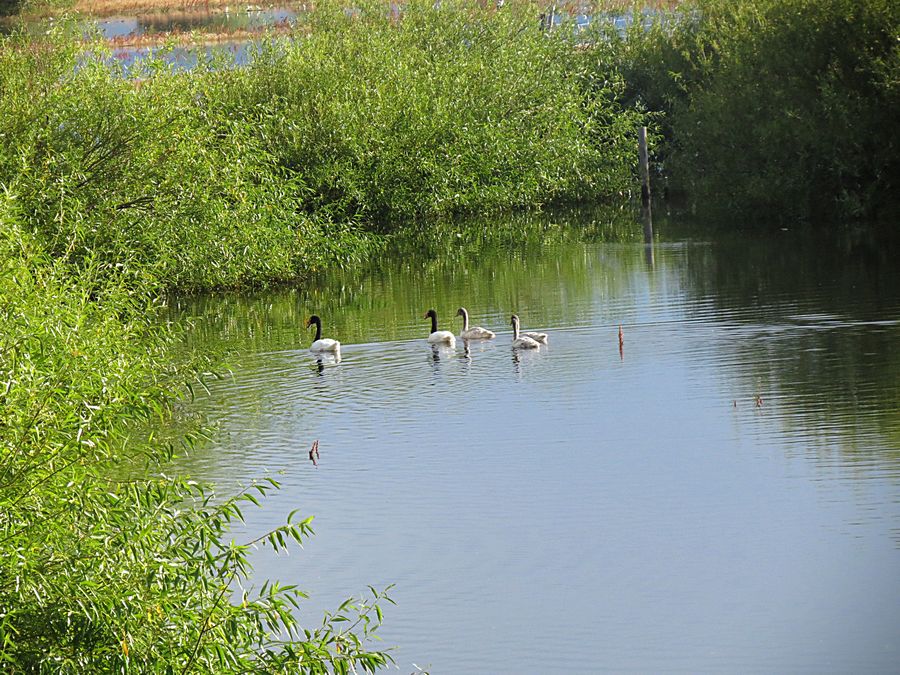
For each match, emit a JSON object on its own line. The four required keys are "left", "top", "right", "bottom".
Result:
{"left": 456, "top": 307, "right": 496, "bottom": 340}
{"left": 510, "top": 314, "right": 541, "bottom": 349}
{"left": 306, "top": 315, "right": 341, "bottom": 353}
{"left": 512, "top": 314, "right": 548, "bottom": 344}
{"left": 424, "top": 309, "right": 456, "bottom": 347}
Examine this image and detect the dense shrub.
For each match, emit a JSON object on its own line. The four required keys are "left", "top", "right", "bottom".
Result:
{"left": 607, "top": 0, "right": 900, "bottom": 223}
{"left": 0, "top": 1, "right": 645, "bottom": 291}
{"left": 0, "top": 196, "right": 394, "bottom": 672}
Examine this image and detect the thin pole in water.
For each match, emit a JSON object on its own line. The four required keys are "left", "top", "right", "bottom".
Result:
{"left": 638, "top": 126, "right": 653, "bottom": 265}
{"left": 638, "top": 126, "right": 651, "bottom": 207}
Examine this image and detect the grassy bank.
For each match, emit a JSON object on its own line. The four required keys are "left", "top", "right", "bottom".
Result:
{"left": 0, "top": 3, "right": 645, "bottom": 670}
{"left": 604, "top": 0, "right": 900, "bottom": 223}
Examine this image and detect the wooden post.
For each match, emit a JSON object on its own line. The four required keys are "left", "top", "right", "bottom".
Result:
{"left": 638, "top": 126, "right": 651, "bottom": 207}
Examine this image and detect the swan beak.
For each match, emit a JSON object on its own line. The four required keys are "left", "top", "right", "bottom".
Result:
{"left": 305, "top": 318, "right": 312, "bottom": 328}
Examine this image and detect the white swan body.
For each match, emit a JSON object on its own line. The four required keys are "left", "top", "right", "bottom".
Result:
{"left": 306, "top": 315, "right": 341, "bottom": 353}
{"left": 510, "top": 314, "right": 541, "bottom": 349}
{"left": 424, "top": 309, "right": 456, "bottom": 347}
{"left": 310, "top": 338, "right": 341, "bottom": 353}
{"left": 456, "top": 307, "right": 496, "bottom": 340}
{"left": 521, "top": 331, "right": 548, "bottom": 344}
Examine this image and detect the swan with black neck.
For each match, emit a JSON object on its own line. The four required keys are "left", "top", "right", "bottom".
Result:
{"left": 306, "top": 315, "right": 341, "bottom": 353}
{"left": 424, "top": 309, "right": 456, "bottom": 347}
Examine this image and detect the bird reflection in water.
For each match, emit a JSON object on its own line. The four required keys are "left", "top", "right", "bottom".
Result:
{"left": 429, "top": 344, "right": 451, "bottom": 364}
{"left": 511, "top": 345, "right": 542, "bottom": 378}
{"left": 312, "top": 349, "right": 341, "bottom": 376}
{"left": 428, "top": 344, "right": 458, "bottom": 379}
{"left": 461, "top": 340, "right": 472, "bottom": 369}
{"left": 511, "top": 348, "right": 524, "bottom": 378}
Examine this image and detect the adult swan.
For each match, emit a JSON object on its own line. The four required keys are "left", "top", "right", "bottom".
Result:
{"left": 424, "top": 309, "right": 456, "bottom": 347}
{"left": 306, "top": 315, "right": 341, "bottom": 353}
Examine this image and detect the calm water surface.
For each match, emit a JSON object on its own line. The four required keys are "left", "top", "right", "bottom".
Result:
{"left": 171, "top": 212, "right": 900, "bottom": 673}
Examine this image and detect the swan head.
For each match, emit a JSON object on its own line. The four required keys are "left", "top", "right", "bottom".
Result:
{"left": 306, "top": 315, "right": 321, "bottom": 329}
{"left": 424, "top": 309, "right": 438, "bottom": 320}
{"left": 455, "top": 307, "right": 467, "bottom": 318}
{"left": 510, "top": 314, "right": 520, "bottom": 328}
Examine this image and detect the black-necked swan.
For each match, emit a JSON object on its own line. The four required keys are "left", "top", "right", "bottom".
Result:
{"left": 456, "top": 307, "right": 496, "bottom": 339}
{"left": 424, "top": 309, "right": 456, "bottom": 347}
{"left": 306, "top": 315, "right": 341, "bottom": 353}
{"left": 510, "top": 314, "right": 541, "bottom": 349}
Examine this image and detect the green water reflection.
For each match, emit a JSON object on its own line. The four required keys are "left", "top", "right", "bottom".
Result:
{"left": 168, "top": 207, "right": 900, "bottom": 672}
{"left": 171, "top": 209, "right": 900, "bottom": 467}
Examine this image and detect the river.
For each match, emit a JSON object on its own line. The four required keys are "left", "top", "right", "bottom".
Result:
{"left": 169, "top": 208, "right": 900, "bottom": 673}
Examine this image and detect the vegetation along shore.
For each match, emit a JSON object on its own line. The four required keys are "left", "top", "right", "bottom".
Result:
{"left": 1, "top": 0, "right": 897, "bottom": 671}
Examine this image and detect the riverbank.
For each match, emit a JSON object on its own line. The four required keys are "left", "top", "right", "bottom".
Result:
{"left": 1, "top": 1, "right": 645, "bottom": 291}
{"left": 6, "top": 0, "right": 280, "bottom": 19}
{"left": 0, "top": 2, "right": 645, "bottom": 668}
{"left": 8, "top": 0, "right": 681, "bottom": 20}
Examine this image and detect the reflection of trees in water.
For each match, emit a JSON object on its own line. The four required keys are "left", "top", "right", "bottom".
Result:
{"left": 166, "top": 204, "right": 652, "bottom": 354}
{"left": 167, "top": 210, "right": 900, "bottom": 472}
{"left": 675, "top": 224, "right": 900, "bottom": 464}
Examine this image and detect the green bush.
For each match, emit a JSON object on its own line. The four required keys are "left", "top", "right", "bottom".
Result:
{"left": 0, "top": 196, "right": 394, "bottom": 672}
{"left": 0, "top": 2, "right": 645, "bottom": 291}
{"left": 609, "top": 0, "right": 900, "bottom": 222}
{"left": 230, "top": 0, "right": 644, "bottom": 222}
{"left": 0, "top": 6, "right": 647, "bottom": 667}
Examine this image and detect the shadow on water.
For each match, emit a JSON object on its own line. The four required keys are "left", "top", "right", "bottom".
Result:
{"left": 675, "top": 220, "right": 900, "bottom": 457}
